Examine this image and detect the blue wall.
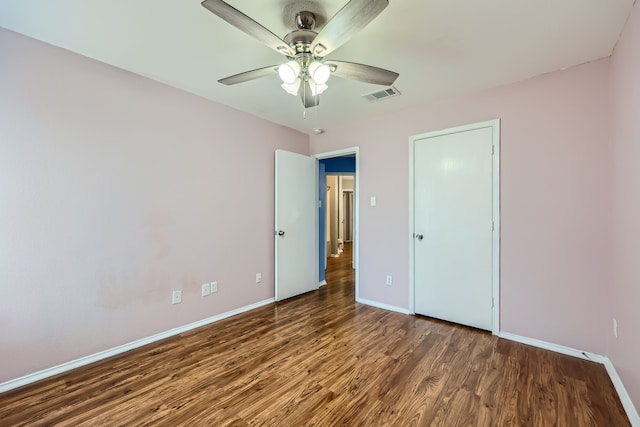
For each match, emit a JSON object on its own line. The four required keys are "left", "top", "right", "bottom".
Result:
{"left": 321, "top": 156, "right": 356, "bottom": 173}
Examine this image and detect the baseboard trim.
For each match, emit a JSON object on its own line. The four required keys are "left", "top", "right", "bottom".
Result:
{"left": 498, "top": 332, "right": 605, "bottom": 362}
{"left": 603, "top": 358, "right": 640, "bottom": 426}
{"left": 499, "top": 332, "right": 638, "bottom": 425}
{"left": 356, "top": 298, "right": 411, "bottom": 315}
{"left": 318, "top": 280, "right": 327, "bottom": 287}
{"left": 0, "top": 298, "right": 275, "bottom": 394}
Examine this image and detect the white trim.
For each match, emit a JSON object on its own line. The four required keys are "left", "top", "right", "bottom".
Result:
{"left": 498, "top": 332, "right": 605, "bottom": 362}
{"left": 0, "top": 298, "right": 275, "bottom": 394}
{"left": 314, "top": 147, "right": 360, "bottom": 299}
{"left": 357, "top": 297, "right": 412, "bottom": 315}
{"left": 499, "top": 332, "right": 639, "bottom": 425}
{"left": 491, "top": 119, "right": 501, "bottom": 334}
{"left": 408, "top": 119, "right": 501, "bottom": 334}
{"left": 318, "top": 280, "right": 327, "bottom": 287}
{"left": 408, "top": 134, "right": 416, "bottom": 314}
{"left": 603, "top": 358, "right": 640, "bottom": 426}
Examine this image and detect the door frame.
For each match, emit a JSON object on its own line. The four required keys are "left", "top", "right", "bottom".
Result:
{"left": 408, "top": 120, "right": 500, "bottom": 335}
{"left": 314, "top": 147, "right": 360, "bottom": 300}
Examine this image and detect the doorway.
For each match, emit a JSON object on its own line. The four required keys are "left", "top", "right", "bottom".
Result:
{"left": 409, "top": 120, "right": 500, "bottom": 334}
{"left": 315, "top": 148, "right": 360, "bottom": 300}
{"left": 325, "top": 175, "right": 354, "bottom": 259}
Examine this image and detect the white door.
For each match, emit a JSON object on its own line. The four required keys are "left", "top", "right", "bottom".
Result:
{"left": 412, "top": 123, "right": 497, "bottom": 331}
{"left": 275, "top": 149, "right": 317, "bottom": 301}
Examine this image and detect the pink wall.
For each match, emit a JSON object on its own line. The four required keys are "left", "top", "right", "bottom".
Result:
{"left": 0, "top": 28, "right": 309, "bottom": 382}
{"left": 311, "top": 59, "right": 612, "bottom": 355}
{"left": 2, "top": 11, "right": 637, "bottom": 412}
{"left": 610, "top": 1, "right": 640, "bottom": 410}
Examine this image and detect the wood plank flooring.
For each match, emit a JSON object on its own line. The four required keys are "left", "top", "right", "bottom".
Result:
{"left": 0, "top": 243, "right": 630, "bottom": 426}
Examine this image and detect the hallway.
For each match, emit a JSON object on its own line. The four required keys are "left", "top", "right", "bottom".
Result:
{"left": 324, "top": 242, "right": 354, "bottom": 298}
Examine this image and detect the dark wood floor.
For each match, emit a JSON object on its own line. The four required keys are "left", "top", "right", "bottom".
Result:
{"left": 0, "top": 243, "right": 630, "bottom": 426}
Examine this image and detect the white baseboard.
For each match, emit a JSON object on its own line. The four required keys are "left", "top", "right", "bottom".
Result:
{"left": 499, "top": 332, "right": 639, "bottom": 425}
{"left": 0, "top": 298, "right": 275, "bottom": 394}
{"left": 356, "top": 297, "right": 411, "bottom": 315}
{"left": 498, "top": 332, "right": 606, "bottom": 362}
{"left": 318, "top": 280, "right": 327, "bottom": 287}
{"left": 603, "top": 358, "right": 640, "bottom": 426}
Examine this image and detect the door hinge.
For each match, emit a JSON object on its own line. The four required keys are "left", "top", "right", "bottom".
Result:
{"left": 491, "top": 220, "right": 494, "bottom": 231}
{"left": 492, "top": 144, "right": 495, "bottom": 155}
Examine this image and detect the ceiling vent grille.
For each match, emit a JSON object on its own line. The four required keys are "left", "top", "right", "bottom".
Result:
{"left": 363, "top": 86, "right": 401, "bottom": 102}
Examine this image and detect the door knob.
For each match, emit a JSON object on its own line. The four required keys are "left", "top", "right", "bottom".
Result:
{"left": 277, "top": 230, "right": 285, "bottom": 236}
{"left": 415, "top": 234, "right": 424, "bottom": 241}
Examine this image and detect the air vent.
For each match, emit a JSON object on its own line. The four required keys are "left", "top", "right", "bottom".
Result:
{"left": 363, "top": 86, "right": 401, "bottom": 102}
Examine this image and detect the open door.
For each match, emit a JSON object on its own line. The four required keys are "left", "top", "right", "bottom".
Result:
{"left": 275, "top": 149, "right": 317, "bottom": 301}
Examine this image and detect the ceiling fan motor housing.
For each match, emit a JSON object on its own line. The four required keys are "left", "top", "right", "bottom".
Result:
{"left": 284, "top": 29, "right": 317, "bottom": 53}
{"left": 284, "top": 12, "right": 319, "bottom": 54}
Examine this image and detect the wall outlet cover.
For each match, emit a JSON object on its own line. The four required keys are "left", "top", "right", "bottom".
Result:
{"left": 172, "top": 290, "right": 183, "bottom": 304}
{"left": 201, "top": 283, "right": 210, "bottom": 297}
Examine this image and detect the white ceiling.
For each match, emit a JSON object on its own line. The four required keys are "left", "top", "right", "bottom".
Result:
{"left": 0, "top": 0, "right": 634, "bottom": 134}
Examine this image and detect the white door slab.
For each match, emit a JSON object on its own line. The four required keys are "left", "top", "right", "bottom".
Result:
{"left": 411, "top": 122, "right": 498, "bottom": 331}
{"left": 275, "top": 149, "right": 317, "bottom": 301}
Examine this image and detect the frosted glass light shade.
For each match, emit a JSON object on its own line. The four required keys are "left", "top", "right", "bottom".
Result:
{"left": 278, "top": 61, "right": 301, "bottom": 84}
{"left": 281, "top": 79, "right": 301, "bottom": 96}
{"left": 310, "top": 83, "right": 328, "bottom": 96}
{"left": 309, "top": 61, "right": 331, "bottom": 85}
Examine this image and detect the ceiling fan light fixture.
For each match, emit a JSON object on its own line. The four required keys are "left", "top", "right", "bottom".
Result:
{"left": 309, "top": 61, "right": 331, "bottom": 85}
{"left": 310, "top": 83, "right": 328, "bottom": 96}
{"left": 281, "top": 79, "right": 301, "bottom": 96}
{"left": 278, "top": 61, "right": 301, "bottom": 84}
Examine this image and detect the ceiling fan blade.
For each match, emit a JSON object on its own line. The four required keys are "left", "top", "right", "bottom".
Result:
{"left": 300, "top": 81, "right": 320, "bottom": 108}
{"left": 218, "top": 65, "right": 279, "bottom": 85}
{"left": 201, "top": 0, "right": 294, "bottom": 56}
{"left": 325, "top": 60, "right": 398, "bottom": 86}
{"left": 310, "top": 0, "right": 388, "bottom": 57}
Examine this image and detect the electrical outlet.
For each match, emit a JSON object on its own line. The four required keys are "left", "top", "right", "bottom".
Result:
{"left": 201, "top": 283, "right": 210, "bottom": 297}
{"left": 613, "top": 318, "right": 618, "bottom": 338}
{"left": 172, "top": 290, "right": 182, "bottom": 304}
{"left": 210, "top": 281, "right": 218, "bottom": 293}
{"left": 386, "top": 275, "right": 393, "bottom": 286}
{"left": 256, "top": 273, "right": 262, "bottom": 283}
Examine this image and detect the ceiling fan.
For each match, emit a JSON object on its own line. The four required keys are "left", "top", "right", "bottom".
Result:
{"left": 201, "top": 0, "right": 399, "bottom": 108}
